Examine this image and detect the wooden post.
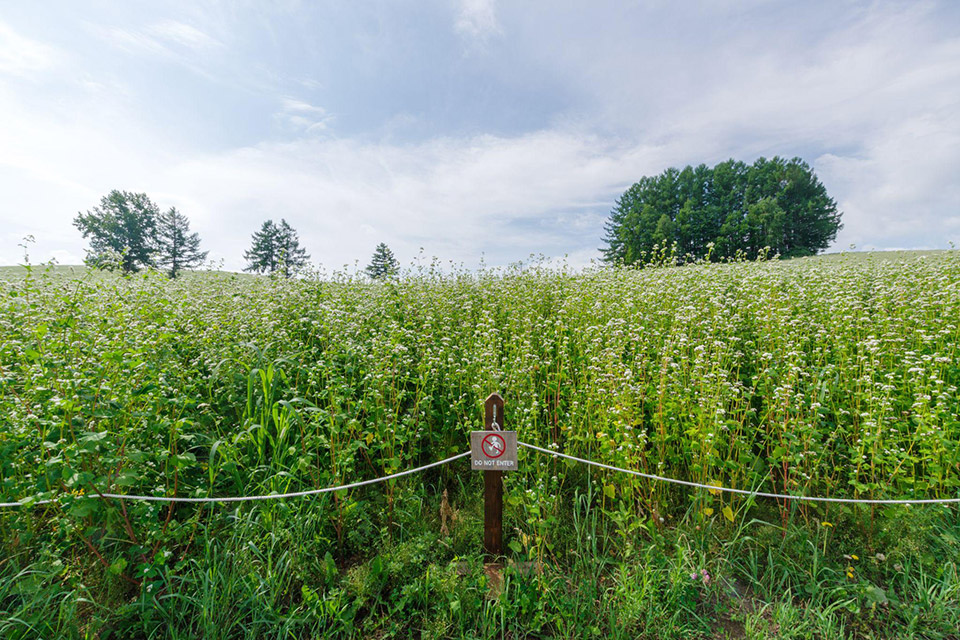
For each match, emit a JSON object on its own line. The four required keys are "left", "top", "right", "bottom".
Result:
{"left": 483, "top": 393, "right": 504, "bottom": 558}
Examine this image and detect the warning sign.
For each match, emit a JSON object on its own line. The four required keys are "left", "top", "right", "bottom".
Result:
{"left": 471, "top": 431, "right": 518, "bottom": 470}
{"left": 482, "top": 433, "right": 506, "bottom": 458}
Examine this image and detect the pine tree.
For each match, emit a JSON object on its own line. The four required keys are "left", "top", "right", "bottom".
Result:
{"left": 73, "top": 190, "right": 159, "bottom": 273}
{"left": 275, "top": 219, "right": 310, "bottom": 277}
{"left": 365, "top": 242, "right": 399, "bottom": 279}
{"left": 243, "top": 220, "right": 281, "bottom": 275}
{"left": 156, "top": 207, "right": 208, "bottom": 278}
{"left": 243, "top": 219, "right": 310, "bottom": 276}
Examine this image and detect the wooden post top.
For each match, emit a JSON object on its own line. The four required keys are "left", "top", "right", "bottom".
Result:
{"left": 484, "top": 393, "right": 504, "bottom": 431}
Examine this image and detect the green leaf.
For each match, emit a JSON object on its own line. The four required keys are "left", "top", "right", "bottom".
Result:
{"left": 864, "top": 584, "right": 888, "bottom": 607}
{"left": 172, "top": 452, "right": 197, "bottom": 469}
{"left": 108, "top": 557, "right": 128, "bottom": 575}
{"left": 132, "top": 383, "right": 157, "bottom": 397}
{"left": 722, "top": 505, "right": 735, "bottom": 523}
{"left": 115, "top": 471, "right": 139, "bottom": 486}
{"left": 68, "top": 498, "right": 98, "bottom": 518}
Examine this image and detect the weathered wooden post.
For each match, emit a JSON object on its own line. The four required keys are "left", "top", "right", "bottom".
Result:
{"left": 483, "top": 393, "right": 504, "bottom": 557}
{"left": 470, "top": 393, "right": 517, "bottom": 558}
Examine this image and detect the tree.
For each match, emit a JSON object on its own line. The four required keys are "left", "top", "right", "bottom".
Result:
{"left": 73, "top": 190, "right": 159, "bottom": 273}
{"left": 243, "top": 219, "right": 310, "bottom": 276}
{"left": 365, "top": 242, "right": 399, "bottom": 279}
{"left": 275, "top": 219, "right": 310, "bottom": 277}
{"left": 602, "top": 157, "right": 842, "bottom": 264}
{"left": 155, "top": 208, "right": 208, "bottom": 278}
{"left": 244, "top": 220, "right": 280, "bottom": 275}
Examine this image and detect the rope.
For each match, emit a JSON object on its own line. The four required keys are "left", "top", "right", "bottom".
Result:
{"left": 0, "top": 498, "right": 58, "bottom": 508}
{"left": 8, "top": 442, "right": 960, "bottom": 508}
{"left": 519, "top": 441, "right": 960, "bottom": 505}
{"left": 0, "top": 451, "right": 470, "bottom": 508}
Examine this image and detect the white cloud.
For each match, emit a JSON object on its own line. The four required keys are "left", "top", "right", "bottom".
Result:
{"left": 155, "top": 129, "right": 660, "bottom": 269}
{"left": 817, "top": 109, "right": 960, "bottom": 250}
{"left": 0, "top": 75, "right": 662, "bottom": 270}
{"left": 98, "top": 25, "right": 172, "bottom": 57}
{"left": 274, "top": 97, "right": 332, "bottom": 133}
{"left": 147, "top": 20, "right": 223, "bottom": 51}
{"left": 93, "top": 20, "right": 223, "bottom": 74}
{"left": 0, "top": 22, "right": 59, "bottom": 77}
{"left": 454, "top": 0, "right": 501, "bottom": 44}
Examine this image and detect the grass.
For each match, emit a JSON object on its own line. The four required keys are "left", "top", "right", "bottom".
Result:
{"left": 1, "top": 251, "right": 959, "bottom": 638}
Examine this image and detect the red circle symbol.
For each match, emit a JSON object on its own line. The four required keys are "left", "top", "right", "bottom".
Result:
{"left": 482, "top": 434, "right": 506, "bottom": 459}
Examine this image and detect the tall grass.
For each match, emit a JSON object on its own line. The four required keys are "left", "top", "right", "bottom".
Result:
{"left": 1, "top": 251, "right": 959, "bottom": 637}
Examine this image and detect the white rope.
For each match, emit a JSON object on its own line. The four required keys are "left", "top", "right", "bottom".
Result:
{"left": 9, "top": 442, "right": 959, "bottom": 508}
{"left": 0, "top": 451, "right": 470, "bottom": 508}
{"left": 519, "top": 441, "right": 960, "bottom": 505}
{"left": 0, "top": 498, "right": 58, "bottom": 508}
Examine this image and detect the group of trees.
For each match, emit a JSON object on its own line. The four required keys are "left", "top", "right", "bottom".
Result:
{"left": 240, "top": 224, "right": 398, "bottom": 278}
{"left": 602, "top": 157, "right": 842, "bottom": 264}
{"left": 74, "top": 190, "right": 207, "bottom": 277}
{"left": 78, "top": 158, "right": 842, "bottom": 279}
{"left": 75, "top": 190, "right": 400, "bottom": 279}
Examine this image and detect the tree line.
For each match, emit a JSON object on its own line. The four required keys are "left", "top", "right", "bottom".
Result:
{"left": 73, "top": 190, "right": 399, "bottom": 279}
{"left": 602, "top": 157, "right": 842, "bottom": 264}
{"left": 76, "top": 158, "right": 842, "bottom": 278}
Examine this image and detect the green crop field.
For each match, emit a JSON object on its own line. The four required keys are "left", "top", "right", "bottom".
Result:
{"left": 2, "top": 252, "right": 960, "bottom": 639}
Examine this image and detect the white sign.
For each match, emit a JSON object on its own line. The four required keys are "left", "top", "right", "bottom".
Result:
{"left": 470, "top": 431, "right": 518, "bottom": 470}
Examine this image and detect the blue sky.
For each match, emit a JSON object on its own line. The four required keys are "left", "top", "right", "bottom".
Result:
{"left": 1, "top": 1, "right": 958, "bottom": 270}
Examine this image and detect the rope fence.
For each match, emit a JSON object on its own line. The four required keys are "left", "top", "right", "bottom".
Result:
{"left": 4, "top": 441, "right": 960, "bottom": 509}
{"left": 0, "top": 451, "right": 471, "bottom": 508}
{"left": 519, "top": 441, "right": 960, "bottom": 505}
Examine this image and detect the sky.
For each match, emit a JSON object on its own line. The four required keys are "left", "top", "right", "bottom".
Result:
{"left": 1, "top": 0, "right": 958, "bottom": 271}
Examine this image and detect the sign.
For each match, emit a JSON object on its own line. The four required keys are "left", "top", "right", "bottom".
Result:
{"left": 471, "top": 430, "right": 518, "bottom": 470}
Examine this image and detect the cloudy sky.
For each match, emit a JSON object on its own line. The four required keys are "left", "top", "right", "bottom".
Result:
{"left": 1, "top": 1, "right": 958, "bottom": 270}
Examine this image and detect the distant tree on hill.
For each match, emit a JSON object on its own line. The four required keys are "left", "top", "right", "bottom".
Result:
{"left": 244, "top": 220, "right": 280, "bottom": 275}
{"left": 275, "top": 219, "right": 310, "bottom": 277}
{"left": 73, "top": 190, "right": 159, "bottom": 273}
{"left": 243, "top": 219, "right": 310, "bottom": 276}
{"left": 155, "top": 208, "right": 208, "bottom": 278}
{"left": 602, "top": 157, "right": 842, "bottom": 264}
{"left": 365, "top": 242, "right": 399, "bottom": 279}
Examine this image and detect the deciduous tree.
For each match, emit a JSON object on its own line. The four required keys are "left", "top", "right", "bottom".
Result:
{"left": 73, "top": 190, "right": 159, "bottom": 273}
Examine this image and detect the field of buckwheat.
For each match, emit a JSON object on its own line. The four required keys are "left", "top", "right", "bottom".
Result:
{"left": 1, "top": 251, "right": 959, "bottom": 638}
